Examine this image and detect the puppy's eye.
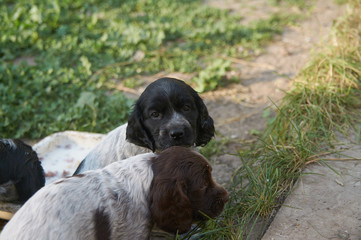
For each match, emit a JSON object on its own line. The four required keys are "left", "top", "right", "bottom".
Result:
{"left": 182, "top": 105, "right": 190, "bottom": 111}
{"left": 150, "top": 111, "right": 161, "bottom": 119}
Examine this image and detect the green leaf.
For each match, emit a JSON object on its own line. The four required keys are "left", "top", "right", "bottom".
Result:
{"left": 75, "top": 92, "right": 96, "bottom": 108}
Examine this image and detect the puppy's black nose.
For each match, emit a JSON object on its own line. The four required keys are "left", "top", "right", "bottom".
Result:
{"left": 170, "top": 129, "right": 184, "bottom": 140}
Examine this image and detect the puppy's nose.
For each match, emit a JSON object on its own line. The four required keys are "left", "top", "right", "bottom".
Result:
{"left": 170, "top": 129, "right": 184, "bottom": 140}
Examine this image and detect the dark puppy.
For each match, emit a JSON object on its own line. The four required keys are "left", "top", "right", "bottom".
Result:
{"left": 127, "top": 77, "right": 214, "bottom": 151}
{"left": 0, "top": 139, "right": 45, "bottom": 203}
{"left": 74, "top": 77, "right": 214, "bottom": 174}
{"left": 1, "top": 147, "right": 228, "bottom": 240}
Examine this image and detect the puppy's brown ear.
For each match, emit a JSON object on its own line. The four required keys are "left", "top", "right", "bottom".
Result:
{"left": 150, "top": 178, "right": 193, "bottom": 234}
{"left": 126, "top": 104, "right": 155, "bottom": 151}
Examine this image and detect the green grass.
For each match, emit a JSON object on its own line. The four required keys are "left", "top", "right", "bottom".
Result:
{"left": 187, "top": 0, "right": 361, "bottom": 239}
{"left": 0, "top": 0, "right": 301, "bottom": 139}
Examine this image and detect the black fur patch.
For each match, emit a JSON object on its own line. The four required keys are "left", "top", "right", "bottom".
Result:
{"left": 0, "top": 139, "right": 45, "bottom": 202}
{"left": 73, "top": 173, "right": 85, "bottom": 178}
{"left": 94, "top": 207, "right": 111, "bottom": 240}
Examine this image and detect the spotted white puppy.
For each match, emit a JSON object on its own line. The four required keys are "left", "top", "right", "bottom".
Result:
{"left": 0, "top": 147, "right": 229, "bottom": 240}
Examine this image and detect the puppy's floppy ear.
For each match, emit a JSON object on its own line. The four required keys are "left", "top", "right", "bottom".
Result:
{"left": 150, "top": 178, "right": 193, "bottom": 234}
{"left": 15, "top": 159, "right": 45, "bottom": 202}
{"left": 11, "top": 140, "right": 45, "bottom": 202}
{"left": 126, "top": 104, "right": 155, "bottom": 151}
{"left": 194, "top": 96, "right": 215, "bottom": 146}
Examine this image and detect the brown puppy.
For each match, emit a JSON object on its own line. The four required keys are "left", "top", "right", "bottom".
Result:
{"left": 150, "top": 147, "right": 229, "bottom": 233}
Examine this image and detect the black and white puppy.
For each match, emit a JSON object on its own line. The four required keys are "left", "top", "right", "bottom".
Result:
{"left": 0, "top": 147, "right": 228, "bottom": 240}
{"left": 0, "top": 139, "right": 45, "bottom": 203}
{"left": 74, "top": 77, "right": 214, "bottom": 174}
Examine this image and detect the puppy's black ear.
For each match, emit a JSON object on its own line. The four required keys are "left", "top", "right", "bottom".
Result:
{"left": 126, "top": 104, "right": 155, "bottom": 151}
{"left": 12, "top": 140, "right": 45, "bottom": 202}
{"left": 194, "top": 96, "right": 215, "bottom": 146}
{"left": 15, "top": 159, "right": 45, "bottom": 202}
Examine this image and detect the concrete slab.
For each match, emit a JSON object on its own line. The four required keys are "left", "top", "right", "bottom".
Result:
{"left": 262, "top": 135, "right": 361, "bottom": 240}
